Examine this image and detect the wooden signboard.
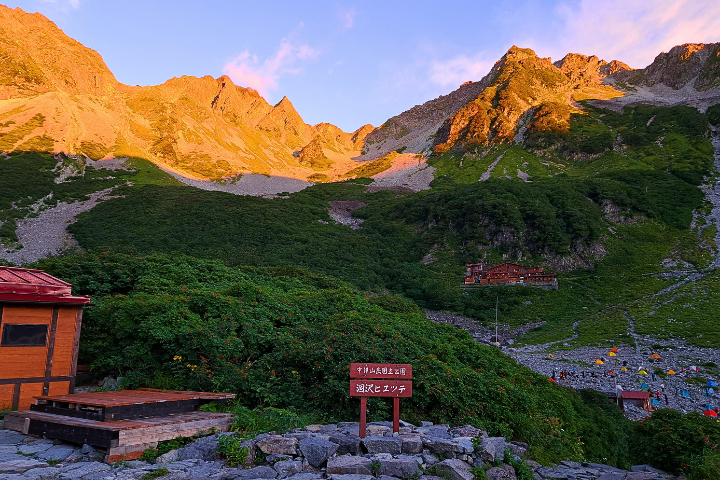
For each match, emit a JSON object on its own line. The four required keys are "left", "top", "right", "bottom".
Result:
{"left": 349, "top": 363, "right": 412, "bottom": 437}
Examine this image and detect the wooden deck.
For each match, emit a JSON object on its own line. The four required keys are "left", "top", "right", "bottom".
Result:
{"left": 30, "top": 388, "right": 235, "bottom": 421}
{"left": 5, "top": 409, "right": 234, "bottom": 462}
{"left": 4, "top": 388, "right": 236, "bottom": 462}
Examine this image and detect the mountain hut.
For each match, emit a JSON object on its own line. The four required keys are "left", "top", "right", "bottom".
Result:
{"left": 0, "top": 266, "right": 89, "bottom": 410}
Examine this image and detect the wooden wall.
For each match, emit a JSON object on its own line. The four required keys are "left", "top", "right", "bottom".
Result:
{"left": 0, "top": 304, "right": 82, "bottom": 410}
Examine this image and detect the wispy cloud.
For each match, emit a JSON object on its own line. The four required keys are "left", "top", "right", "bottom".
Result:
{"left": 223, "top": 33, "right": 320, "bottom": 100}
{"left": 338, "top": 7, "right": 356, "bottom": 30}
{"left": 427, "top": 53, "right": 492, "bottom": 87}
{"left": 555, "top": 0, "right": 720, "bottom": 68}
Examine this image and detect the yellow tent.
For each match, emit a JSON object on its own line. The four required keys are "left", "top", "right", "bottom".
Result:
{"left": 621, "top": 367, "right": 628, "bottom": 372}
{"left": 638, "top": 370, "right": 648, "bottom": 375}
{"left": 548, "top": 354, "right": 554, "bottom": 358}
{"left": 668, "top": 369, "right": 676, "bottom": 375}
{"left": 608, "top": 352, "right": 617, "bottom": 357}
{"left": 595, "top": 359, "right": 604, "bottom": 365}
{"left": 651, "top": 354, "right": 661, "bottom": 359}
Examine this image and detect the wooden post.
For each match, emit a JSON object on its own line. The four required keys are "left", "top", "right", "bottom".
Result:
{"left": 359, "top": 396, "right": 367, "bottom": 438}
{"left": 393, "top": 397, "right": 399, "bottom": 433}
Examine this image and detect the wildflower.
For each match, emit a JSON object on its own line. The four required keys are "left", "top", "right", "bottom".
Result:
{"left": 173, "top": 355, "right": 182, "bottom": 361}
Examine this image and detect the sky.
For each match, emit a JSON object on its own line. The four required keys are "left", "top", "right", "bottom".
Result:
{"left": 6, "top": 0, "right": 720, "bottom": 131}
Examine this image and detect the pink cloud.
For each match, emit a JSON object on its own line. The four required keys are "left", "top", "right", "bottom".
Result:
{"left": 428, "top": 54, "right": 492, "bottom": 87}
{"left": 338, "top": 7, "right": 357, "bottom": 30}
{"left": 223, "top": 37, "right": 320, "bottom": 99}
{"left": 554, "top": 0, "right": 720, "bottom": 68}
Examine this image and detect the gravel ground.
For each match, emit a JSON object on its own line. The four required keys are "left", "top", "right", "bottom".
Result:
{"left": 161, "top": 171, "right": 312, "bottom": 197}
{"left": 370, "top": 154, "right": 435, "bottom": 192}
{"left": 0, "top": 187, "right": 120, "bottom": 265}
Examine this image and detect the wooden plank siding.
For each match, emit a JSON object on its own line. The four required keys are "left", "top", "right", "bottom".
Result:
{"left": 0, "top": 305, "right": 82, "bottom": 409}
{"left": 50, "top": 307, "right": 78, "bottom": 378}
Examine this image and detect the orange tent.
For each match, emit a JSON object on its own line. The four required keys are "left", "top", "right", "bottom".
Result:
{"left": 651, "top": 354, "right": 661, "bottom": 359}
{"left": 610, "top": 348, "right": 619, "bottom": 352}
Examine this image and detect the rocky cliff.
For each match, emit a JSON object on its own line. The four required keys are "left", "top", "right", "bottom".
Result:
{"left": 0, "top": 6, "right": 372, "bottom": 181}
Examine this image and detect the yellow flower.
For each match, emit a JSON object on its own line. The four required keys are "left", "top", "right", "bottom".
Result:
{"left": 173, "top": 355, "right": 182, "bottom": 361}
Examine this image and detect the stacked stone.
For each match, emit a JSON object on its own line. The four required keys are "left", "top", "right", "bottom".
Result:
{"left": 0, "top": 421, "right": 675, "bottom": 480}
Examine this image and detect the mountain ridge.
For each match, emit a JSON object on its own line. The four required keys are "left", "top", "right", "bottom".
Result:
{"left": 0, "top": 5, "right": 718, "bottom": 182}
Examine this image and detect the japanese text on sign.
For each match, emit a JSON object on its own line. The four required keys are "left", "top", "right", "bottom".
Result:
{"left": 350, "top": 380, "right": 412, "bottom": 397}
{"left": 350, "top": 363, "right": 412, "bottom": 379}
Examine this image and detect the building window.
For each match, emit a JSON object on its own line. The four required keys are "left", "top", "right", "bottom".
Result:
{"left": 1, "top": 324, "right": 48, "bottom": 347}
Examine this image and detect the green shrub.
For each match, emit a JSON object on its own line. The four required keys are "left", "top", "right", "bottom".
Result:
{"left": 708, "top": 104, "right": 720, "bottom": 127}
{"left": 630, "top": 409, "right": 720, "bottom": 475}
{"left": 216, "top": 434, "right": 248, "bottom": 467}
{"left": 37, "top": 251, "right": 632, "bottom": 465}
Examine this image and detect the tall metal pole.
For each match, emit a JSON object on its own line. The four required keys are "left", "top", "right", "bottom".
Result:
{"left": 495, "top": 296, "right": 499, "bottom": 347}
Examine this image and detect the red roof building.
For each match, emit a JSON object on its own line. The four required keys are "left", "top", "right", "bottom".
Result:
{"left": 0, "top": 266, "right": 90, "bottom": 410}
{"left": 465, "top": 262, "right": 557, "bottom": 287}
{"left": 622, "top": 391, "right": 652, "bottom": 411}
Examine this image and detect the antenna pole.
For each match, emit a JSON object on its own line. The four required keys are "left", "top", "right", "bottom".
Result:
{"left": 495, "top": 296, "right": 499, "bottom": 347}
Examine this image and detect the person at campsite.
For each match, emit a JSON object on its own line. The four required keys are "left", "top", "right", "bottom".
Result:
{"left": 661, "top": 383, "right": 665, "bottom": 392}
{"left": 664, "top": 394, "right": 668, "bottom": 405}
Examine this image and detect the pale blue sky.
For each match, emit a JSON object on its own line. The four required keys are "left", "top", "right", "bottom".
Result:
{"left": 6, "top": 0, "right": 720, "bottom": 131}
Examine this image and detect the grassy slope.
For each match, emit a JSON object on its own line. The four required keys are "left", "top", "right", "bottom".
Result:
{"left": 7, "top": 103, "right": 719, "bottom": 350}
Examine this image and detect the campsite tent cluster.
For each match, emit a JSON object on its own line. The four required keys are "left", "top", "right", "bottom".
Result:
{"left": 547, "top": 349, "right": 720, "bottom": 416}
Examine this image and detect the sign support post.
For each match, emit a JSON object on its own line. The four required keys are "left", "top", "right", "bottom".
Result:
{"left": 349, "top": 363, "right": 412, "bottom": 438}
{"left": 360, "top": 396, "right": 367, "bottom": 439}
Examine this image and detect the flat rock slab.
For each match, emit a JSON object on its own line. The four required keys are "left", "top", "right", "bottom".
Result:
{"left": 596, "top": 474, "right": 626, "bottom": 480}
{"left": 377, "top": 459, "right": 421, "bottom": 478}
{"left": 327, "top": 475, "right": 376, "bottom": 480}
{"left": 326, "top": 456, "right": 372, "bottom": 475}
{"left": 361, "top": 437, "right": 402, "bottom": 455}
{"left": 257, "top": 436, "right": 299, "bottom": 456}
{"left": 0, "top": 432, "right": 26, "bottom": 446}
{"left": 36, "top": 445, "right": 76, "bottom": 462}
{"left": 18, "top": 444, "right": 53, "bottom": 455}
{"left": 433, "top": 459, "right": 473, "bottom": 480}
{"left": 0, "top": 459, "right": 51, "bottom": 474}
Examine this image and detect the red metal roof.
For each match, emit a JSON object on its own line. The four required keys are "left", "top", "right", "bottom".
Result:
{"left": 622, "top": 391, "right": 650, "bottom": 399}
{"left": 0, "top": 266, "right": 89, "bottom": 304}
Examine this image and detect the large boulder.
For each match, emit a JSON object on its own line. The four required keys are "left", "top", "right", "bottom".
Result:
{"left": 399, "top": 435, "right": 423, "bottom": 455}
{"left": 477, "top": 437, "right": 506, "bottom": 463}
{"left": 257, "top": 436, "right": 299, "bottom": 456}
{"left": 361, "top": 437, "right": 402, "bottom": 455}
{"left": 298, "top": 437, "right": 338, "bottom": 467}
{"left": 274, "top": 460, "right": 303, "bottom": 478}
{"left": 328, "top": 434, "right": 362, "bottom": 455}
{"left": 326, "top": 456, "right": 373, "bottom": 475}
{"left": 432, "top": 459, "right": 474, "bottom": 480}
{"left": 484, "top": 465, "right": 516, "bottom": 480}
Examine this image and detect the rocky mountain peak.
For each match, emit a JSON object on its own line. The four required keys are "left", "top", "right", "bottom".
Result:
{"left": 554, "top": 53, "right": 633, "bottom": 86}
{"left": 641, "top": 42, "right": 720, "bottom": 90}
{"left": 0, "top": 5, "right": 118, "bottom": 97}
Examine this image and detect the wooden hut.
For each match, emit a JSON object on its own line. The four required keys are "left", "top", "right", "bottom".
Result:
{"left": 622, "top": 391, "right": 653, "bottom": 411}
{"left": 0, "top": 266, "right": 89, "bottom": 410}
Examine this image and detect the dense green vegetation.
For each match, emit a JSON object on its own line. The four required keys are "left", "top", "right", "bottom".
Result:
{"left": 36, "top": 251, "right": 631, "bottom": 465}
{"left": 58, "top": 104, "right": 718, "bottom": 349}
{"left": 0, "top": 152, "right": 179, "bottom": 243}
